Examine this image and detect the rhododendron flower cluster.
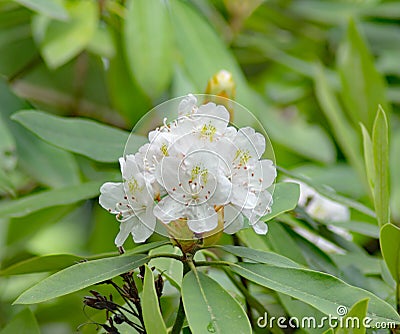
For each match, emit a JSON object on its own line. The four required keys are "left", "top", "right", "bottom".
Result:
{"left": 99, "top": 95, "right": 276, "bottom": 247}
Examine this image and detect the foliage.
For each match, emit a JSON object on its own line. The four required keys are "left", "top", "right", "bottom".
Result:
{"left": 1, "top": 0, "right": 400, "bottom": 333}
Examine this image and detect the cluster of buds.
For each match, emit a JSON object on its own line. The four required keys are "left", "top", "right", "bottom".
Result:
{"left": 83, "top": 267, "right": 163, "bottom": 333}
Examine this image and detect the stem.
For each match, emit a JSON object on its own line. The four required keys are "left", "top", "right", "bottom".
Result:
{"left": 171, "top": 298, "right": 186, "bottom": 334}
{"left": 194, "top": 260, "right": 231, "bottom": 267}
{"left": 171, "top": 260, "right": 191, "bottom": 334}
{"left": 148, "top": 253, "right": 183, "bottom": 261}
{"left": 397, "top": 281, "right": 400, "bottom": 314}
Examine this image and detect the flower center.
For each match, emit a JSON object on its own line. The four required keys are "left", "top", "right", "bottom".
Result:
{"left": 160, "top": 143, "right": 169, "bottom": 156}
{"left": 200, "top": 122, "right": 217, "bottom": 142}
{"left": 127, "top": 177, "right": 143, "bottom": 193}
{"left": 234, "top": 148, "right": 251, "bottom": 165}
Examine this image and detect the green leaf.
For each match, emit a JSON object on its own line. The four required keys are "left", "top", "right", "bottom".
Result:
{"left": 12, "top": 110, "right": 146, "bottom": 162}
{"left": 314, "top": 64, "right": 365, "bottom": 181}
{"left": 372, "top": 107, "right": 390, "bottom": 226}
{"left": 14, "top": 254, "right": 148, "bottom": 304}
{"left": 0, "top": 113, "right": 16, "bottom": 171}
{"left": 87, "top": 25, "right": 115, "bottom": 59}
{"left": 0, "top": 180, "right": 102, "bottom": 218}
{"left": 142, "top": 265, "right": 168, "bottom": 334}
{"left": 337, "top": 18, "right": 390, "bottom": 129}
{"left": 262, "top": 182, "right": 300, "bottom": 222}
{"left": 217, "top": 245, "right": 300, "bottom": 268}
{"left": 230, "top": 263, "right": 400, "bottom": 324}
{"left": 36, "top": 0, "right": 98, "bottom": 68}
{"left": 182, "top": 271, "right": 251, "bottom": 334}
{"left": 13, "top": 0, "right": 68, "bottom": 20}
{"left": 149, "top": 245, "right": 183, "bottom": 289}
{"left": 323, "top": 329, "right": 334, "bottom": 334}
{"left": 391, "top": 131, "right": 400, "bottom": 221}
{"left": 0, "top": 308, "right": 40, "bottom": 334}
{"left": 107, "top": 36, "right": 151, "bottom": 125}
{"left": 0, "top": 254, "right": 82, "bottom": 276}
{"left": 360, "top": 123, "right": 375, "bottom": 193}
{"left": 12, "top": 125, "right": 80, "bottom": 188}
{"left": 266, "top": 222, "right": 308, "bottom": 266}
{"left": 335, "top": 298, "right": 369, "bottom": 334}
{"left": 380, "top": 223, "right": 400, "bottom": 283}
{"left": 124, "top": 0, "right": 172, "bottom": 98}
{"left": 170, "top": 0, "right": 335, "bottom": 164}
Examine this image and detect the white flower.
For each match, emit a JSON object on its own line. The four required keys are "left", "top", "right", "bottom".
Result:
{"left": 154, "top": 151, "right": 231, "bottom": 233}
{"left": 99, "top": 94, "right": 278, "bottom": 247}
{"left": 99, "top": 155, "right": 156, "bottom": 246}
{"left": 293, "top": 180, "right": 350, "bottom": 222}
{"left": 217, "top": 127, "right": 276, "bottom": 234}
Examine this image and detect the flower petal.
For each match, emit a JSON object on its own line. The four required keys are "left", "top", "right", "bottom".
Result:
{"left": 132, "top": 207, "right": 156, "bottom": 243}
{"left": 251, "top": 220, "right": 268, "bottom": 235}
{"left": 99, "top": 182, "right": 125, "bottom": 214}
{"left": 153, "top": 196, "right": 185, "bottom": 223}
{"left": 115, "top": 217, "right": 137, "bottom": 247}
{"left": 187, "top": 205, "right": 218, "bottom": 233}
{"left": 223, "top": 205, "right": 244, "bottom": 234}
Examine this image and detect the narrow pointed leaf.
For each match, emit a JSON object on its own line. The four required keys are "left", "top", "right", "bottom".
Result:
{"left": 380, "top": 223, "right": 400, "bottom": 283}
{"left": 335, "top": 298, "right": 369, "bottom": 334}
{"left": 314, "top": 64, "right": 365, "bottom": 181}
{"left": 372, "top": 107, "right": 390, "bottom": 226}
{"left": 12, "top": 110, "right": 147, "bottom": 162}
{"left": 142, "top": 265, "right": 168, "bottom": 334}
{"left": 124, "top": 0, "right": 172, "bottom": 98}
{"left": 182, "top": 271, "right": 251, "bottom": 334}
{"left": 230, "top": 263, "right": 400, "bottom": 324}
{"left": 217, "top": 245, "right": 300, "bottom": 268}
{"left": 338, "top": 18, "right": 389, "bottom": 129}
{"left": 360, "top": 123, "right": 375, "bottom": 193}
{"left": 0, "top": 180, "right": 102, "bottom": 218}
{"left": 14, "top": 254, "right": 148, "bottom": 304}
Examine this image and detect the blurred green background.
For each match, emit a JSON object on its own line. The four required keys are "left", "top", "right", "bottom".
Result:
{"left": 0, "top": 0, "right": 399, "bottom": 332}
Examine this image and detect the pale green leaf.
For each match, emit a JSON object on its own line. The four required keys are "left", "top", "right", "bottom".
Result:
{"left": 149, "top": 245, "right": 183, "bottom": 289}
{"left": 124, "top": 0, "right": 172, "bottom": 98}
{"left": 182, "top": 271, "right": 251, "bottom": 334}
{"left": 372, "top": 107, "right": 390, "bottom": 226}
{"left": 335, "top": 298, "right": 369, "bottom": 334}
{"left": 0, "top": 254, "right": 82, "bottom": 276}
{"left": 338, "top": 18, "right": 390, "bottom": 129}
{"left": 170, "top": 0, "right": 335, "bottom": 164}
{"left": 262, "top": 182, "right": 300, "bottom": 222}
{"left": 0, "top": 308, "right": 40, "bottom": 334}
{"left": 230, "top": 263, "right": 400, "bottom": 324}
{"left": 12, "top": 125, "right": 80, "bottom": 188}
{"left": 217, "top": 245, "right": 300, "bottom": 268}
{"left": 314, "top": 64, "right": 365, "bottom": 182}
{"left": 13, "top": 0, "right": 68, "bottom": 20}
{"left": 87, "top": 24, "right": 115, "bottom": 58}
{"left": 37, "top": 0, "right": 98, "bottom": 68}
{"left": 12, "top": 110, "right": 146, "bottom": 162}
{"left": 380, "top": 223, "right": 400, "bottom": 283}
{"left": 0, "top": 180, "right": 102, "bottom": 218}
{"left": 360, "top": 123, "right": 375, "bottom": 194}
{"left": 391, "top": 131, "right": 400, "bottom": 221}
{"left": 142, "top": 265, "right": 168, "bottom": 334}
{"left": 14, "top": 254, "right": 148, "bottom": 304}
